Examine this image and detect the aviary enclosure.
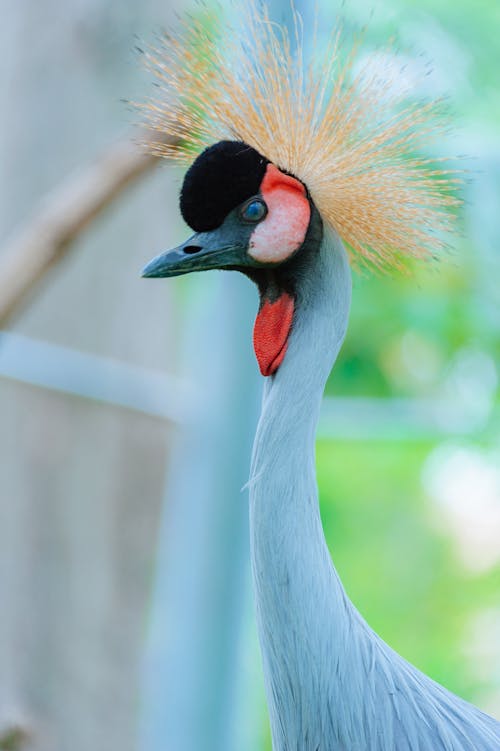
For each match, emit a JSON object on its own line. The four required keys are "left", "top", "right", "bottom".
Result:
{"left": 0, "top": 1, "right": 498, "bottom": 750}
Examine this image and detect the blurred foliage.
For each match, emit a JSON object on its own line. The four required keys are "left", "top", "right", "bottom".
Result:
{"left": 317, "top": 440, "right": 500, "bottom": 701}
{"left": 330, "top": 253, "right": 486, "bottom": 398}
{"left": 347, "top": 0, "right": 500, "bottom": 125}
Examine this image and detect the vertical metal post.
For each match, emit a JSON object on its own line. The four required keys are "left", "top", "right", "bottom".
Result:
{"left": 140, "top": 272, "right": 261, "bottom": 751}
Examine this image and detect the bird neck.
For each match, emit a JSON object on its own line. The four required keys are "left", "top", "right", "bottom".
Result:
{"left": 250, "top": 226, "right": 351, "bottom": 472}
{"left": 249, "top": 229, "right": 352, "bottom": 747}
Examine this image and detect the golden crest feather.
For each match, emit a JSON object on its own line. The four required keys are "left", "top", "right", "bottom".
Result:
{"left": 140, "top": 2, "right": 461, "bottom": 270}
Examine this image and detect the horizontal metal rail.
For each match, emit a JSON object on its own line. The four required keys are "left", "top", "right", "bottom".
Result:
{"left": 0, "top": 332, "right": 191, "bottom": 424}
{"left": 0, "top": 332, "right": 495, "bottom": 439}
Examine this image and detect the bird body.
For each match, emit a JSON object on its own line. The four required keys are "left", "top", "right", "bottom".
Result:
{"left": 141, "top": 3, "right": 500, "bottom": 747}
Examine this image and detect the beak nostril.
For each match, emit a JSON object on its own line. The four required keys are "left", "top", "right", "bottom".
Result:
{"left": 183, "top": 245, "right": 203, "bottom": 255}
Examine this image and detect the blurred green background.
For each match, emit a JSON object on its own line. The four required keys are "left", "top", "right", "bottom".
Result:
{"left": 320, "top": 0, "right": 500, "bottom": 726}
{"left": 0, "top": 1, "right": 498, "bottom": 750}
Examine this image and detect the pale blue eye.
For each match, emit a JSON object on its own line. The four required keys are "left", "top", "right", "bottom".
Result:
{"left": 240, "top": 198, "right": 267, "bottom": 223}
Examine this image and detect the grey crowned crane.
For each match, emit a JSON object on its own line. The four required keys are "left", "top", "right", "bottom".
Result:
{"left": 141, "top": 4, "right": 500, "bottom": 749}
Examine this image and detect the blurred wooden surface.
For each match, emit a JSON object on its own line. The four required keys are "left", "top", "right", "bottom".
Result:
{"left": 0, "top": 383, "right": 169, "bottom": 751}
{"left": 0, "top": 1, "right": 184, "bottom": 749}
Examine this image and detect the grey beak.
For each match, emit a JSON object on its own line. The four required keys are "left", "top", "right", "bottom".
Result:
{"left": 141, "top": 232, "right": 250, "bottom": 279}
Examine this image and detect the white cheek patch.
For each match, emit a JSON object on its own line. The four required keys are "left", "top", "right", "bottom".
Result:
{"left": 248, "top": 186, "right": 310, "bottom": 263}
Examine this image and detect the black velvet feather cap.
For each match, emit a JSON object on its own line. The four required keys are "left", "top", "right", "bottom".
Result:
{"left": 180, "top": 140, "right": 269, "bottom": 232}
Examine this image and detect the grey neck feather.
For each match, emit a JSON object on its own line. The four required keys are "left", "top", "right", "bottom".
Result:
{"left": 248, "top": 229, "right": 500, "bottom": 750}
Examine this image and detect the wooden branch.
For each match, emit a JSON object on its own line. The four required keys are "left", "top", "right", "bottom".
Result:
{"left": 0, "top": 132, "right": 170, "bottom": 327}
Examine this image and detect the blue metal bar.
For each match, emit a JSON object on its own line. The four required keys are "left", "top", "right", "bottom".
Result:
{"left": 0, "top": 332, "right": 189, "bottom": 423}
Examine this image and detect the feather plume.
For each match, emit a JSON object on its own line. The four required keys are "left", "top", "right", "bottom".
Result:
{"left": 139, "top": 2, "right": 461, "bottom": 270}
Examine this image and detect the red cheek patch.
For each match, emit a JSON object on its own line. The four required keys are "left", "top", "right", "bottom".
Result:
{"left": 249, "top": 165, "right": 310, "bottom": 264}
{"left": 253, "top": 292, "right": 294, "bottom": 376}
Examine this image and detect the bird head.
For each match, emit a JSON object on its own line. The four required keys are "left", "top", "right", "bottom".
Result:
{"left": 140, "top": 3, "right": 460, "bottom": 377}
{"left": 142, "top": 140, "right": 323, "bottom": 376}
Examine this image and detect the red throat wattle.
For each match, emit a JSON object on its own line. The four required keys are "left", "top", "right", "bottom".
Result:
{"left": 253, "top": 292, "right": 295, "bottom": 376}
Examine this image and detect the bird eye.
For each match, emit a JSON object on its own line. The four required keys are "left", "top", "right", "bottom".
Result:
{"left": 240, "top": 198, "right": 267, "bottom": 223}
